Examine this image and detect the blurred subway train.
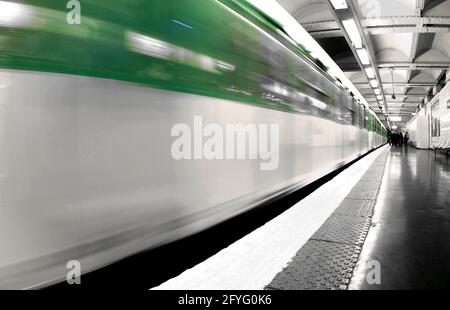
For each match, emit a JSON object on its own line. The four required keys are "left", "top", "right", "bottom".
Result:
{"left": 0, "top": 0, "right": 386, "bottom": 288}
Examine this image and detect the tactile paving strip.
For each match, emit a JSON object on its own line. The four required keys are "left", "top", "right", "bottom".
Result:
{"left": 334, "top": 198, "right": 376, "bottom": 218}
{"left": 353, "top": 179, "right": 382, "bottom": 192}
{"left": 266, "top": 148, "right": 389, "bottom": 290}
{"left": 267, "top": 240, "right": 362, "bottom": 290}
{"left": 352, "top": 179, "right": 382, "bottom": 189}
{"left": 311, "top": 214, "right": 372, "bottom": 246}
{"left": 360, "top": 172, "right": 384, "bottom": 181}
{"left": 346, "top": 184, "right": 381, "bottom": 200}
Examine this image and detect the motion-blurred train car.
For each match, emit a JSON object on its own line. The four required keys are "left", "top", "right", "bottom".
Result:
{"left": 0, "top": 0, "right": 386, "bottom": 288}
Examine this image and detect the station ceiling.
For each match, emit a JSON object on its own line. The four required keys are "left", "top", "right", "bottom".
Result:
{"left": 278, "top": 0, "right": 450, "bottom": 129}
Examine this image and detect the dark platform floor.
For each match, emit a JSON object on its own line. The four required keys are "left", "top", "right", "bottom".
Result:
{"left": 350, "top": 146, "right": 450, "bottom": 289}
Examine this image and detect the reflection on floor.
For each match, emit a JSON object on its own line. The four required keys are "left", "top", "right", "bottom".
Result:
{"left": 350, "top": 146, "right": 450, "bottom": 289}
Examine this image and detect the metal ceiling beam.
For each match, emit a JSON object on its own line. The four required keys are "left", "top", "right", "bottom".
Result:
{"left": 388, "top": 110, "right": 417, "bottom": 112}
{"left": 354, "top": 82, "right": 435, "bottom": 87}
{"left": 387, "top": 106, "right": 418, "bottom": 109}
{"left": 386, "top": 104, "right": 420, "bottom": 106}
{"left": 302, "top": 21, "right": 339, "bottom": 32}
{"left": 389, "top": 104, "right": 419, "bottom": 106}
{"left": 362, "top": 16, "right": 450, "bottom": 26}
{"left": 388, "top": 109, "right": 419, "bottom": 112}
{"left": 310, "top": 30, "right": 343, "bottom": 39}
{"left": 378, "top": 62, "right": 450, "bottom": 70}
{"left": 364, "top": 16, "right": 450, "bottom": 34}
{"left": 367, "top": 26, "right": 450, "bottom": 34}
{"left": 302, "top": 16, "right": 450, "bottom": 38}
{"left": 302, "top": 21, "right": 342, "bottom": 39}
{"left": 394, "top": 0, "right": 427, "bottom": 121}
{"left": 403, "top": 94, "right": 428, "bottom": 97}
{"left": 369, "top": 94, "right": 428, "bottom": 98}
{"left": 406, "top": 1, "right": 424, "bottom": 86}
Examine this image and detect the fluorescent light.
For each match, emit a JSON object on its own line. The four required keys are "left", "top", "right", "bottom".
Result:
{"left": 376, "top": 95, "right": 383, "bottom": 100}
{"left": 0, "top": 1, "right": 31, "bottom": 28}
{"left": 365, "top": 67, "right": 375, "bottom": 79}
{"left": 0, "top": 1, "right": 22, "bottom": 24}
{"left": 330, "top": 0, "right": 348, "bottom": 9}
{"left": 390, "top": 116, "right": 402, "bottom": 122}
{"left": 370, "top": 79, "right": 378, "bottom": 88}
{"left": 356, "top": 49, "right": 370, "bottom": 65}
{"left": 342, "top": 19, "right": 363, "bottom": 49}
{"left": 374, "top": 88, "right": 381, "bottom": 95}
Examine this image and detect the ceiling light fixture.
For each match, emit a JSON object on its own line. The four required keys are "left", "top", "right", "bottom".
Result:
{"left": 356, "top": 49, "right": 370, "bottom": 65}
{"left": 330, "top": 0, "right": 348, "bottom": 9}
{"left": 365, "top": 67, "right": 375, "bottom": 79}
{"left": 342, "top": 19, "right": 363, "bottom": 49}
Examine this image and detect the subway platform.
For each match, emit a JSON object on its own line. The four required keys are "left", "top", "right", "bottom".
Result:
{"left": 268, "top": 145, "right": 450, "bottom": 290}
{"left": 350, "top": 146, "right": 450, "bottom": 290}
{"left": 154, "top": 145, "right": 450, "bottom": 290}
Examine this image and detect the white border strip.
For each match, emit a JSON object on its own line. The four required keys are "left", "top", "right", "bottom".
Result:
{"left": 152, "top": 145, "right": 388, "bottom": 290}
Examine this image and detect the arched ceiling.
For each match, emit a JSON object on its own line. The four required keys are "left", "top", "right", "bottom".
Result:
{"left": 278, "top": 0, "right": 450, "bottom": 129}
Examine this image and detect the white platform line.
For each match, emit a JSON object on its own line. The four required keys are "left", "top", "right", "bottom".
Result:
{"left": 152, "top": 146, "right": 388, "bottom": 290}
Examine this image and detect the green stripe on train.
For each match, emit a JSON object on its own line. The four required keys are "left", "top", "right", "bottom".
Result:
{"left": 0, "top": 0, "right": 384, "bottom": 131}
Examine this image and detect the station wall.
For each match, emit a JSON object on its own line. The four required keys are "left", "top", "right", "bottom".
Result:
{"left": 406, "top": 78, "right": 450, "bottom": 149}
